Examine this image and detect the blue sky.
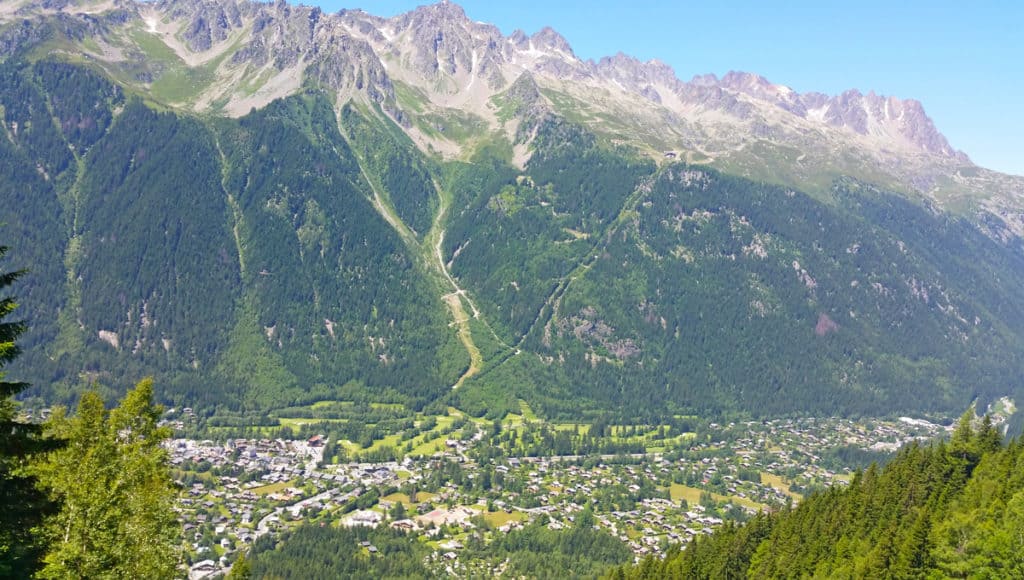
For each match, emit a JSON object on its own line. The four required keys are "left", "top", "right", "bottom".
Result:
{"left": 315, "top": 1, "right": 1023, "bottom": 176}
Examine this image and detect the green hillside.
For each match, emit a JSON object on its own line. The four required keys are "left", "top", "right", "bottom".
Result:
{"left": 445, "top": 121, "right": 1024, "bottom": 420}
{"left": 2, "top": 55, "right": 1024, "bottom": 422}
{"left": 1, "top": 59, "right": 466, "bottom": 413}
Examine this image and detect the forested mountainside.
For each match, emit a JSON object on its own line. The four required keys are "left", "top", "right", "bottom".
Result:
{"left": 2, "top": 60, "right": 467, "bottom": 412}
{"left": 2, "top": 0, "right": 1024, "bottom": 422}
{"left": 444, "top": 119, "right": 1024, "bottom": 420}
{"left": 616, "top": 414, "right": 1024, "bottom": 578}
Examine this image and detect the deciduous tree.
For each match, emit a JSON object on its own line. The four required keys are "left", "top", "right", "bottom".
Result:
{"left": 33, "top": 378, "right": 180, "bottom": 578}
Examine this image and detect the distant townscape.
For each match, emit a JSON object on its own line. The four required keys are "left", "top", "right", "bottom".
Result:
{"left": 162, "top": 407, "right": 973, "bottom": 577}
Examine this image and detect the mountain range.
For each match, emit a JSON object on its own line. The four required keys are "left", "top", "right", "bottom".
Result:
{"left": 2, "top": 0, "right": 1023, "bottom": 422}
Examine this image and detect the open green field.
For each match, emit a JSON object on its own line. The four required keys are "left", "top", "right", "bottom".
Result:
{"left": 482, "top": 510, "right": 528, "bottom": 528}
{"left": 669, "top": 483, "right": 705, "bottom": 505}
{"left": 250, "top": 480, "right": 295, "bottom": 496}
{"left": 382, "top": 492, "right": 415, "bottom": 506}
{"left": 312, "top": 400, "right": 355, "bottom": 409}
{"left": 277, "top": 417, "right": 347, "bottom": 429}
{"left": 518, "top": 400, "right": 539, "bottom": 422}
{"left": 407, "top": 437, "right": 447, "bottom": 457}
{"left": 669, "top": 483, "right": 764, "bottom": 510}
{"left": 761, "top": 472, "right": 803, "bottom": 500}
{"left": 350, "top": 434, "right": 405, "bottom": 457}
{"left": 370, "top": 402, "right": 405, "bottom": 411}
{"left": 553, "top": 423, "right": 592, "bottom": 435}
{"left": 405, "top": 415, "right": 460, "bottom": 456}
{"left": 381, "top": 491, "right": 438, "bottom": 506}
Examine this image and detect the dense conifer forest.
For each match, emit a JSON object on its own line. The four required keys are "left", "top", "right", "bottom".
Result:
{"left": 3, "top": 55, "right": 1024, "bottom": 424}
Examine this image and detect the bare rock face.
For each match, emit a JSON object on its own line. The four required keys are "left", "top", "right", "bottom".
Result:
{"left": 718, "top": 71, "right": 808, "bottom": 116}
{"left": 117, "top": 0, "right": 971, "bottom": 172}
{"left": 307, "top": 30, "right": 393, "bottom": 104}
{"left": 500, "top": 71, "right": 553, "bottom": 142}
{"left": 592, "top": 53, "right": 681, "bottom": 104}
{"left": 7, "top": 0, "right": 1000, "bottom": 212}
{"left": 530, "top": 26, "right": 575, "bottom": 57}
{"left": 891, "top": 97, "right": 967, "bottom": 160}
{"left": 503, "top": 71, "right": 544, "bottom": 114}
{"left": 0, "top": 17, "right": 52, "bottom": 57}
{"left": 824, "top": 89, "right": 870, "bottom": 134}
{"left": 156, "top": 0, "right": 247, "bottom": 52}
{"left": 390, "top": 1, "right": 506, "bottom": 89}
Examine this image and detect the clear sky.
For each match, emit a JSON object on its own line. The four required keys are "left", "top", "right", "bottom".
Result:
{"left": 314, "top": 0, "right": 1023, "bottom": 176}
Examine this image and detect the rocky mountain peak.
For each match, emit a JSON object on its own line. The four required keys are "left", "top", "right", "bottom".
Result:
{"left": 688, "top": 71, "right": 968, "bottom": 162}
{"left": 817, "top": 89, "right": 968, "bottom": 161}
{"left": 590, "top": 53, "right": 682, "bottom": 105}
{"left": 2, "top": 0, "right": 986, "bottom": 199}
{"left": 529, "top": 27, "right": 575, "bottom": 58}
{"left": 388, "top": 0, "right": 506, "bottom": 88}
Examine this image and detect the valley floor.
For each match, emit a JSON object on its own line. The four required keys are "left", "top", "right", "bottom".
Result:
{"left": 165, "top": 409, "right": 985, "bottom": 578}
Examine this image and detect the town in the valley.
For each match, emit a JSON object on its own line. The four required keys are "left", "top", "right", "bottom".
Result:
{"left": 163, "top": 399, "right": 1020, "bottom": 579}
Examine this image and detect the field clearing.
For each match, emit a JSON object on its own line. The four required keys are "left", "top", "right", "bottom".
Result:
{"left": 669, "top": 483, "right": 705, "bottom": 504}
{"left": 482, "top": 510, "right": 527, "bottom": 527}
{"left": 382, "top": 492, "right": 416, "bottom": 506}
{"left": 726, "top": 493, "right": 764, "bottom": 510}
{"left": 381, "top": 491, "right": 435, "bottom": 505}
{"left": 501, "top": 413, "right": 526, "bottom": 427}
{"left": 277, "top": 417, "right": 347, "bottom": 429}
{"left": 553, "top": 423, "right": 592, "bottom": 435}
{"left": 669, "top": 483, "right": 765, "bottom": 510}
{"left": 363, "top": 433, "right": 403, "bottom": 453}
{"left": 761, "top": 472, "right": 803, "bottom": 500}
{"left": 518, "top": 400, "right": 539, "bottom": 422}
{"left": 338, "top": 440, "right": 363, "bottom": 454}
{"left": 250, "top": 480, "right": 294, "bottom": 496}
{"left": 406, "top": 415, "right": 460, "bottom": 456}
{"left": 370, "top": 402, "right": 405, "bottom": 411}
{"left": 408, "top": 435, "right": 447, "bottom": 457}
{"left": 644, "top": 433, "right": 696, "bottom": 453}
{"left": 312, "top": 400, "right": 353, "bottom": 409}
{"left": 434, "top": 415, "right": 458, "bottom": 429}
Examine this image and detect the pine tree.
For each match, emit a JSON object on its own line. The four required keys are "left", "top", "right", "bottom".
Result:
{"left": 228, "top": 551, "right": 252, "bottom": 579}
{"left": 0, "top": 245, "right": 52, "bottom": 577}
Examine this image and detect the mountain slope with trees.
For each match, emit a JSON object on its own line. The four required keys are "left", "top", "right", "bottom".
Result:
{"left": 1, "top": 52, "right": 1024, "bottom": 423}
{"left": 445, "top": 127, "right": 1024, "bottom": 420}
{"left": 0, "top": 2, "right": 1023, "bottom": 423}
{"left": 0, "top": 58, "right": 466, "bottom": 414}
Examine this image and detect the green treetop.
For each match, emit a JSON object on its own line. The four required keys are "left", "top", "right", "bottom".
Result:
{"left": 32, "top": 378, "right": 180, "bottom": 579}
